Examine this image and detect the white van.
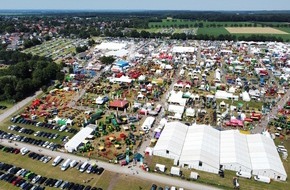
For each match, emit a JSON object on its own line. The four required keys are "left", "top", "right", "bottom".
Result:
{"left": 61, "top": 159, "right": 71, "bottom": 171}
{"left": 236, "top": 171, "right": 251, "bottom": 179}
{"left": 79, "top": 162, "right": 89, "bottom": 172}
{"left": 52, "top": 156, "right": 62, "bottom": 167}
{"left": 254, "top": 175, "right": 271, "bottom": 183}
{"left": 70, "top": 160, "right": 78, "bottom": 168}
{"left": 59, "top": 125, "right": 67, "bottom": 132}
{"left": 20, "top": 147, "right": 29, "bottom": 155}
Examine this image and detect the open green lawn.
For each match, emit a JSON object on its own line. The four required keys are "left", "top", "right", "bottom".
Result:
{"left": 275, "top": 27, "right": 290, "bottom": 34}
{"left": 197, "top": 27, "right": 230, "bottom": 36}
{"left": 0, "top": 100, "right": 13, "bottom": 114}
{"left": 215, "top": 99, "right": 263, "bottom": 111}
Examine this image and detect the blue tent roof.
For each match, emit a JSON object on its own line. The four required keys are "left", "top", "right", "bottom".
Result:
{"left": 116, "top": 60, "right": 129, "bottom": 67}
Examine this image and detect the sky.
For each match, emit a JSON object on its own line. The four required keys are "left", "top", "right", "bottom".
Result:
{"left": 1, "top": 0, "right": 290, "bottom": 11}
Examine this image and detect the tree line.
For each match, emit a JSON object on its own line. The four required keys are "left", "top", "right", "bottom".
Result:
{"left": 0, "top": 51, "right": 64, "bottom": 101}
{"left": 125, "top": 29, "right": 286, "bottom": 42}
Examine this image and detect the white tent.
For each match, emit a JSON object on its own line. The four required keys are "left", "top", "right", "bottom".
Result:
{"left": 185, "top": 107, "right": 195, "bottom": 117}
{"left": 168, "top": 90, "right": 187, "bottom": 106}
{"left": 65, "top": 124, "right": 96, "bottom": 152}
{"left": 172, "top": 46, "right": 196, "bottom": 53}
{"left": 153, "top": 122, "right": 188, "bottom": 160}
{"left": 215, "top": 90, "right": 238, "bottom": 101}
{"left": 168, "top": 105, "right": 185, "bottom": 116}
{"left": 105, "top": 49, "right": 128, "bottom": 57}
{"left": 242, "top": 91, "right": 251, "bottom": 102}
{"left": 179, "top": 124, "right": 220, "bottom": 174}
{"left": 247, "top": 134, "right": 287, "bottom": 181}
{"left": 220, "top": 130, "right": 252, "bottom": 173}
{"left": 95, "top": 42, "right": 127, "bottom": 50}
{"left": 66, "top": 118, "right": 74, "bottom": 126}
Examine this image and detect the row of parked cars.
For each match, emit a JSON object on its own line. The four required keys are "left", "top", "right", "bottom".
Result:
{"left": 0, "top": 161, "right": 103, "bottom": 190}
{"left": 151, "top": 184, "right": 184, "bottom": 190}
{"left": 0, "top": 130, "right": 60, "bottom": 151}
{"left": 28, "top": 152, "right": 52, "bottom": 164}
{"left": 34, "top": 130, "right": 59, "bottom": 140}
{"left": 0, "top": 162, "right": 45, "bottom": 190}
{"left": 8, "top": 125, "right": 35, "bottom": 135}
{"left": 11, "top": 115, "right": 78, "bottom": 134}
{"left": 52, "top": 156, "right": 105, "bottom": 175}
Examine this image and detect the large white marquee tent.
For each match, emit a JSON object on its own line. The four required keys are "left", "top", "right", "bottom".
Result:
{"left": 179, "top": 124, "right": 220, "bottom": 174}
{"left": 153, "top": 122, "right": 287, "bottom": 181}
{"left": 65, "top": 124, "right": 96, "bottom": 153}
{"left": 153, "top": 122, "right": 188, "bottom": 161}
{"left": 220, "top": 130, "right": 252, "bottom": 173}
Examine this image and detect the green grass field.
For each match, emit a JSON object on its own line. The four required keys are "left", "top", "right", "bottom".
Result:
{"left": 275, "top": 27, "right": 290, "bottom": 33}
{"left": 197, "top": 27, "right": 230, "bottom": 36}
{"left": 147, "top": 19, "right": 290, "bottom": 41}
{"left": 0, "top": 101, "right": 13, "bottom": 114}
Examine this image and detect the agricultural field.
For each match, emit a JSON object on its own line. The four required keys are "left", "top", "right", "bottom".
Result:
{"left": 147, "top": 19, "right": 290, "bottom": 41}
{"left": 226, "top": 27, "right": 289, "bottom": 34}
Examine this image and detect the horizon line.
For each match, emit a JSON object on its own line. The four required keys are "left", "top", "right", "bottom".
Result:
{"left": 0, "top": 9, "right": 290, "bottom": 12}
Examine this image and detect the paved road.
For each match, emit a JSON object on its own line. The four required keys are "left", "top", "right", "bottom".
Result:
{"left": 0, "top": 139, "right": 220, "bottom": 190}
{"left": 0, "top": 90, "right": 42, "bottom": 123}
{"left": 253, "top": 89, "right": 290, "bottom": 134}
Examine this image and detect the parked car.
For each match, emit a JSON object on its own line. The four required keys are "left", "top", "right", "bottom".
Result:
{"left": 151, "top": 184, "right": 157, "bottom": 190}
{"left": 20, "top": 147, "right": 29, "bottom": 155}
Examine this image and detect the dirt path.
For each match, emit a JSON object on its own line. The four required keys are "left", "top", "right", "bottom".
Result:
{"left": 107, "top": 173, "right": 120, "bottom": 190}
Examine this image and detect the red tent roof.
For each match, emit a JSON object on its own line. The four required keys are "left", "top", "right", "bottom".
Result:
{"left": 109, "top": 100, "right": 128, "bottom": 108}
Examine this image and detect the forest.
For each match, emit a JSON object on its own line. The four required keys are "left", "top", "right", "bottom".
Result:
{"left": 0, "top": 51, "right": 64, "bottom": 101}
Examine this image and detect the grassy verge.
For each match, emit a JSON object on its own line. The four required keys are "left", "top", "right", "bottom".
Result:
{"left": 0, "top": 100, "right": 13, "bottom": 114}
{"left": 146, "top": 155, "right": 289, "bottom": 190}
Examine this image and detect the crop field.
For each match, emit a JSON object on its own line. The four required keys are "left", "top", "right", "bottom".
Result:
{"left": 226, "top": 27, "right": 289, "bottom": 34}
